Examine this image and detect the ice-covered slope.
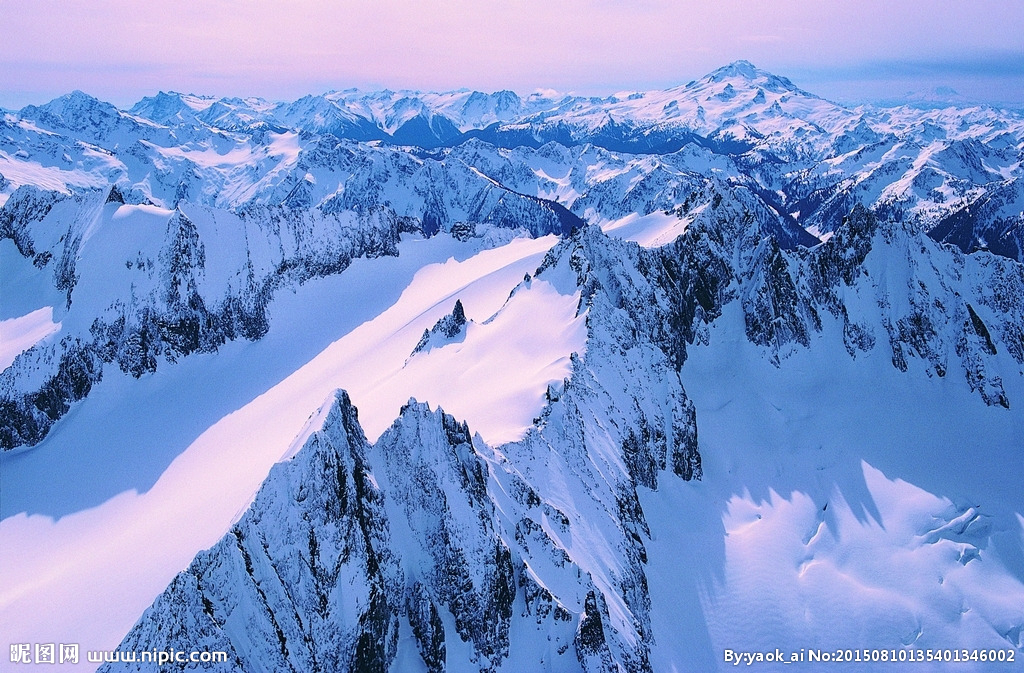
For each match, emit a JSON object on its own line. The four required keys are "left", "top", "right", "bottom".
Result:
{"left": 673, "top": 303, "right": 1024, "bottom": 672}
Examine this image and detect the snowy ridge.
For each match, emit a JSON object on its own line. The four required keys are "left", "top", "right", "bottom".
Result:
{"left": 0, "top": 140, "right": 582, "bottom": 448}
{"left": 410, "top": 299, "right": 468, "bottom": 356}
{"left": 0, "top": 232, "right": 579, "bottom": 670}
{"left": 100, "top": 217, "right": 1022, "bottom": 672}
{"left": 99, "top": 222, "right": 706, "bottom": 673}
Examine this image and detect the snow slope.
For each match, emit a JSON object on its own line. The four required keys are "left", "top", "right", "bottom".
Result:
{"left": 656, "top": 301, "right": 1024, "bottom": 672}
{"left": 1, "top": 232, "right": 586, "bottom": 669}
{"left": 0, "top": 307, "right": 60, "bottom": 370}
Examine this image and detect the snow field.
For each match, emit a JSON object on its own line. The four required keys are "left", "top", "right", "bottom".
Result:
{"left": 662, "top": 302, "right": 1024, "bottom": 671}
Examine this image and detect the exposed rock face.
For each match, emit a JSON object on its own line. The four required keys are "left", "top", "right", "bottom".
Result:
{"left": 0, "top": 338, "right": 102, "bottom": 447}
{"left": 412, "top": 300, "right": 468, "bottom": 356}
{"left": 101, "top": 369, "right": 696, "bottom": 673}
{"left": 103, "top": 392, "right": 400, "bottom": 673}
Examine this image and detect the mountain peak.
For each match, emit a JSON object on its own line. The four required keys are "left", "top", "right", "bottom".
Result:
{"left": 700, "top": 60, "right": 808, "bottom": 98}
{"left": 708, "top": 59, "right": 761, "bottom": 81}
{"left": 20, "top": 90, "right": 122, "bottom": 132}
{"left": 41, "top": 90, "right": 105, "bottom": 111}
{"left": 129, "top": 91, "right": 197, "bottom": 123}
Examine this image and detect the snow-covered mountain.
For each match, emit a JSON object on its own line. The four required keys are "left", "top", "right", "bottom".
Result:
{"left": 97, "top": 200, "right": 1024, "bottom": 672}
{"left": 4, "top": 62, "right": 1022, "bottom": 451}
{"left": 2, "top": 62, "right": 1023, "bottom": 672}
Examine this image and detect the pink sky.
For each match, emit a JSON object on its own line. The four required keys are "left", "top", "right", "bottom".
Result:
{"left": 1, "top": 0, "right": 1021, "bottom": 107}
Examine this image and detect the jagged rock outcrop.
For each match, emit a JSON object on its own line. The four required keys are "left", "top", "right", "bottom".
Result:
{"left": 412, "top": 299, "right": 468, "bottom": 356}
{"left": 102, "top": 359, "right": 699, "bottom": 673}
{"left": 559, "top": 205, "right": 1023, "bottom": 408}
{"left": 0, "top": 337, "right": 103, "bottom": 448}
{"left": 100, "top": 223, "right": 723, "bottom": 673}
{"left": 102, "top": 392, "right": 400, "bottom": 673}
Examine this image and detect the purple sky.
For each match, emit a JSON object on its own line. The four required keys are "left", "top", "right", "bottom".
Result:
{"left": 2, "top": 0, "right": 1022, "bottom": 108}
